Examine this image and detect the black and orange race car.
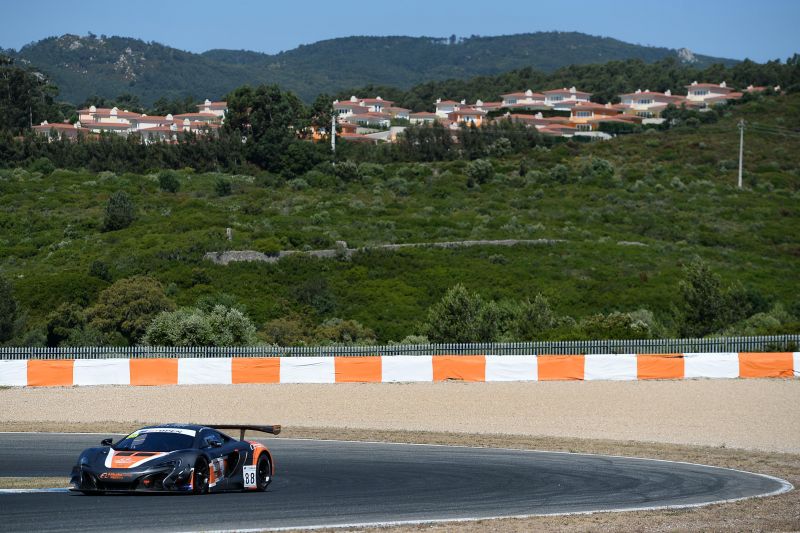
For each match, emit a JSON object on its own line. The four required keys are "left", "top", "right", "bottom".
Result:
{"left": 69, "top": 423, "right": 280, "bottom": 494}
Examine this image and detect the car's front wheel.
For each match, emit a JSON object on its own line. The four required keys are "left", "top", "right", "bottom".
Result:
{"left": 192, "top": 458, "right": 209, "bottom": 494}
{"left": 256, "top": 453, "right": 271, "bottom": 492}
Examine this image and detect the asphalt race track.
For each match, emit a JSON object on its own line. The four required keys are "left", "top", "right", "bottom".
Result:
{"left": 0, "top": 433, "right": 789, "bottom": 532}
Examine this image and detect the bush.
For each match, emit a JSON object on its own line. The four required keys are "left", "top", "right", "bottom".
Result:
{"left": 46, "top": 303, "right": 87, "bottom": 347}
{"left": 261, "top": 316, "right": 310, "bottom": 346}
{"left": 88, "top": 260, "right": 112, "bottom": 282}
{"left": 0, "top": 275, "right": 18, "bottom": 343}
{"left": 102, "top": 191, "right": 135, "bottom": 231}
{"left": 158, "top": 170, "right": 180, "bottom": 193}
{"left": 549, "top": 164, "right": 570, "bottom": 183}
{"left": 142, "top": 305, "right": 258, "bottom": 346}
{"left": 579, "top": 311, "right": 651, "bottom": 340}
{"left": 511, "top": 293, "right": 559, "bottom": 340}
{"left": 88, "top": 276, "right": 175, "bottom": 344}
{"left": 423, "top": 284, "right": 485, "bottom": 343}
{"left": 314, "top": 318, "right": 376, "bottom": 345}
{"left": 214, "top": 177, "right": 232, "bottom": 196}
{"left": 28, "top": 157, "right": 55, "bottom": 175}
{"left": 334, "top": 160, "right": 360, "bottom": 182}
{"left": 465, "top": 159, "right": 494, "bottom": 185}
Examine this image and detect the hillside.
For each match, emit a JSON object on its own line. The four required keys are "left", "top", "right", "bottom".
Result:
{"left": 1, "top": 93, "right": 798, "bottom": 344}
{"left": 6, "top": 32, "right": 736, "bottom": 105}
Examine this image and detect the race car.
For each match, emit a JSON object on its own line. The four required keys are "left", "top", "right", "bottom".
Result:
{"left": 69, "top": 423, "right": 280, "bottom": 494}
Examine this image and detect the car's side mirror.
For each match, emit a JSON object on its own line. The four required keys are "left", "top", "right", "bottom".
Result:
{"left": 101, "top": 438, "right": 113, "bottom": 446}
{"left": 208, "top": 438, "right": 223, "bottom": 448}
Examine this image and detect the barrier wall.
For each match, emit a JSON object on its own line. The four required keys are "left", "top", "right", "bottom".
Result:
{"left": 0, "top": 353, "right": 798, "bottom": 387}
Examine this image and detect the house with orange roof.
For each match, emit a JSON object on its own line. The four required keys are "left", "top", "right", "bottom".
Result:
{"left": 500, "top": 89, "right": 546, "bottom": 108}
{"left": 196, "top": 99, "right": 227, "bottom": 119}
{"left": 543, "top": 87, "right": 591, "bottom": 108}
{"left": 32, "top": 121, "right": 91, "bottom": 141}
{"left": 434, "top": 99, "right": 461, "bottom": 118}
{"left": 409, "top": 111, "right": 437, "bottom": 125}
{"left": 448, "top": 107, "right": 487, "bottom": 127}
{"left": 685, "top": 81, "right": 742, "bottom": 105}
{"left": 569, "top": 102, "right": 620, "bottom": 131}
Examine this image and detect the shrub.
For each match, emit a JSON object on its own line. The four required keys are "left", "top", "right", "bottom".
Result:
{"left": 579, "top": 312, "right": 651, "bottom": 340}
{"left": 334, "top": 160, "right": 360, "bottom": 182}
{"left": 158, "top": 170, "right": 180, "bottom": 193}
{"left": 549, "top": 164, "right": 570, "bottom": 183}
{"left": 102, "top": 191, "right": 135, "bottom": 231}
{"left": 465, "top": 159, "right": 494, "bottom": 185}
{"left": 287, "top": 178, "right": 309, "bottom": 191}
{"left": 214, "top": 177, "right": 232, "bottom": 196}
{"left": 423, "top": 284, "right": 486, "bottom": 343}
{"left": 511, "top": 293, "right": 558, "bottom": 340}
{"left": 88, "top": 260, "right": 112, "bottom": 282}
{"left": 28, "top": 157, "right": 55, "bottom": 175}
{"left": 88, "top": 276, "right": 175, "bottom": 344}
{"left": 314, "top": 318, "right": 376, "bottom": 345}
{"left": 142, "top": 305, "right": 258, "bottom": 346}
{"left": 261, "top": 316, "right": 310, "bottom": 346}
{"left": 0, "top": 274, "right": 18, "bottom": 342}
{"left": 46, "top": 303, "right": 87, "bottom": 347}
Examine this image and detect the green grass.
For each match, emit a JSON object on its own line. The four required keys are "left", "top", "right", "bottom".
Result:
{"left": 1, "top": 95, "right": 799, "bottom": 342}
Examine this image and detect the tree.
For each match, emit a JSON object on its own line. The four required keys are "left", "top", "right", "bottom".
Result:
{"left": 46, "top": 303, "right": 86, "bottom": 347}
{"left": 678, "top": 259, "right": 727, "bottom": 337}
{"left": 423, "top": 284, "right": 485, "bottom": 343}
{"left": 103, "top": 191, "right": 135, "bottom": 231}
{"left": 314, "top": 318, "right": 376, "bottom": 345}
{"left": 214, "top": 178, "right": 232, "bottom": 196}
{"left": 143, "top": 305, "right": 258, "bottom": 346}
{"left": 0, "top": 274, "right": 18, "bottom": 343}
{"left": 512, "top": 294, "right": 559, "bottom": 340}
{"left": 88, "top": 276, "right": 174, "bottom": 344}
{"left": 158, "top": 170, "right": 180, "bottom": 193}
{"left": 579, "top": 312, "right": 651, "bottom": 340}
{"left": 0, "top": 55, "right": 62, "bottom": 133}
{"left": 465, "top": 159, "right": 494, "bottom": 186}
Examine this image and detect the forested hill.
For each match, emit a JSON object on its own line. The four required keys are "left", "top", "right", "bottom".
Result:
{"left": 6, "top": 31, "right": 736, "bottom": 105}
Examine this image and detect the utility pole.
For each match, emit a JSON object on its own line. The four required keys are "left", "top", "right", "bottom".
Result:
{"left": 331, "top": 112, "right": 336, "bottom": 154}
{"left": 737, "top": 119, "right": 745, "bottom": 189}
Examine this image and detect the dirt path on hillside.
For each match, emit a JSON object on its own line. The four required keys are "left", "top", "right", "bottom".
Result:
{"left": 2, "top": 380, "right": 797, "bottom": 453}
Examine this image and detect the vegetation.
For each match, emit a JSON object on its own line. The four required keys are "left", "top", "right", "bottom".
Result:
{"left": 0, "top": 90, "right": 798, "bottom": 345}
{"left": 142, "top": 305, "right": 258, "bottom": 347}
{"left": 7, "top": 32, "right": 736, "bottom": 105}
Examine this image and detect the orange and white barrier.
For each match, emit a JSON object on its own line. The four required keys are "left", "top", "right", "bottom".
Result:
{"left": 0, "top": 353, "right": 797, "bottom": 387}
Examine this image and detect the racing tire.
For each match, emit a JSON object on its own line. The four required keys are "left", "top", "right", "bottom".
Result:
{"left": 192, "top": 458, "right": 210, "bottom": 495}
{"left": 255, "top": 453, "right": 271, "bottom": 492}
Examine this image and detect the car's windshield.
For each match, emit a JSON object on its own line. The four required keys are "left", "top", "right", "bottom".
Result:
{"left": 114, "top": 428, "right": 196, "bottom": 452}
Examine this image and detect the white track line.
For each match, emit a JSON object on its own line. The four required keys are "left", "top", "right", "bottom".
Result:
{"left": 0, "top": 488, "right": 70, "bottom": 494}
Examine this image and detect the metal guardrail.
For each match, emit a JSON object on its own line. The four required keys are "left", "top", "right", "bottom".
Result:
{"left": 0, "top": 335, "right": 797, "bottom": 360}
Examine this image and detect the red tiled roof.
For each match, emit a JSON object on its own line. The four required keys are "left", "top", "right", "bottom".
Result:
{"left": 543, "top": 88, "right": 591, "bottom": 95}
{"left": 173, "top": 112, "right": 218, "bottom": 119}
{"left": 436, "top": 100, "right": 460, "bottom": 105}
{"left": 359, "top": 98, "right": 394, "bottom": 105}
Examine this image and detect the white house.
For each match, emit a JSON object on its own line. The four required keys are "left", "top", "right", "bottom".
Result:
{"left": 685, "top": 81, "right": 734, "bottom": 102}
{"left": 543, "top": 87, "right": 591, "bottom": 107}
{"left": 500, "top": 89, "right": 546, "bottom": 108}
{"left": 434, "top": 99, "right": 461, "bottom": 118}
{"left": 196, "top": 99, "right": 227, "bottom": 119}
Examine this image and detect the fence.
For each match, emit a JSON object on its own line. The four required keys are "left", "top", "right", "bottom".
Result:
{"left": 0, "top": 335, "right": 797, "bottom": 360}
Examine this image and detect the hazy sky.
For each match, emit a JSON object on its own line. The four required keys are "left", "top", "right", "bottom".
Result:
{"left": 2, "top": 0, "right": 798, "bottom": 63}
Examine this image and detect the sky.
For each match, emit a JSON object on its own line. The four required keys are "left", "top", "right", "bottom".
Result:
{"left": 1, "top": 0, "right": 798, "bottom": 63}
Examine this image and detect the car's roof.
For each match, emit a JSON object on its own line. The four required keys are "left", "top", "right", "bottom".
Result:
{"left": 137, "top": 423, "right": 210, "bottom": 432}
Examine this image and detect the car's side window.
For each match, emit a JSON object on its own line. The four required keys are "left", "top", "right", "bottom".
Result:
{"left": 201, "top": 429, "right": 227, "bottom": 448}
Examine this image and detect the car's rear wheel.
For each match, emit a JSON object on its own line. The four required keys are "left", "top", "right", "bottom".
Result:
{"left": 256, "top": 453, "right": 271, "bottom": 491}
{"left": 192, "top": 458, "right": 209, "bottom": 494}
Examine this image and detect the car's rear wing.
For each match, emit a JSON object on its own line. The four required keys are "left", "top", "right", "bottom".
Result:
{"left": 209, "top": 425, "right": 282, "bottom": 440}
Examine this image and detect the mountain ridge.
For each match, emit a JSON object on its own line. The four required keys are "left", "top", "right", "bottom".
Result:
{"left": 5, "top": 31, "right": 738, "bottom": 105}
